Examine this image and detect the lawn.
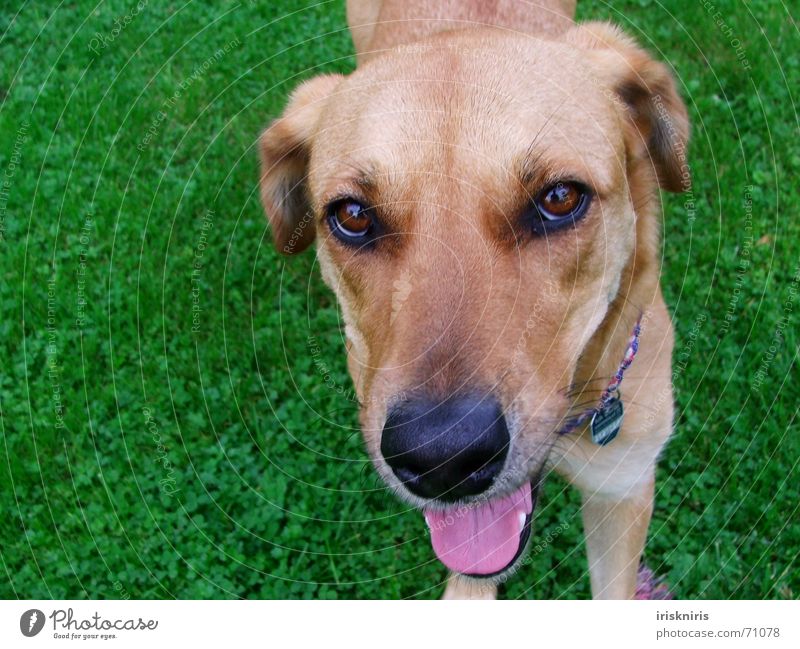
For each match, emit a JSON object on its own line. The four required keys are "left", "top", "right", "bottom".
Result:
{"left": 0, "top": 0, "right": 797, "bottom": 599}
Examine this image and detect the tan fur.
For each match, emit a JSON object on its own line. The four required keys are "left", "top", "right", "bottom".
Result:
{"left": 259, "top": 0, "right": 688, "bottom": 599}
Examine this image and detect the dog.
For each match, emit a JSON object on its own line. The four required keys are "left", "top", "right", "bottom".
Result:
{"left": 258, "top": 0, "right": 689, "bottom": 599}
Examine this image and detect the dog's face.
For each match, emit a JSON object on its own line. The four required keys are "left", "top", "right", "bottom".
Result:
{"left": 260, "top": 23, "right": 688, "bottom": 576}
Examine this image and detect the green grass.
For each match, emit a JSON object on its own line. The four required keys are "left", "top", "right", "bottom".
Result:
{"left": 0, "top": 0, "right": 797, "bottom": 599}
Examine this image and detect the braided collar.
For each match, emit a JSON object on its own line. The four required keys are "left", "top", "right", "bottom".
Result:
{"left": 559, "top": 314, "right": 643, "bottom": 445}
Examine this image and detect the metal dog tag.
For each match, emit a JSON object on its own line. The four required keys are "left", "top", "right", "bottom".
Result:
{"left": 591, "top": 396, "right": 624, "bottom": 446}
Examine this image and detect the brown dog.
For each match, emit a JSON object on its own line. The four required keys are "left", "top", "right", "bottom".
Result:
{"left": 259, "top": 0, "right": 689, "bottom": 599}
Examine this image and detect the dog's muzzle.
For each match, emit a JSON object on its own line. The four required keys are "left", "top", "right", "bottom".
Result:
{"left": 380, "top": 394, "right": 535, "bottom": 576}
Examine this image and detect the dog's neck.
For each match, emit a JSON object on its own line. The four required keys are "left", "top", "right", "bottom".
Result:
{"left": 348, "top": 0, "right": 577, "bottom": 64}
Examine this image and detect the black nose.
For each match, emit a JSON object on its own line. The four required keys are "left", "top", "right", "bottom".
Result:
{"left": 381, "top": 395, "right": 510, "bottom": 501}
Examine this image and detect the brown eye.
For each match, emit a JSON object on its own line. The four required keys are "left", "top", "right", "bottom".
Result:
{"left": 329, "top": 199, "right": 373, "bottom": 239}
{"left": 531, "top": 181, "right": 590, "bottom": 232}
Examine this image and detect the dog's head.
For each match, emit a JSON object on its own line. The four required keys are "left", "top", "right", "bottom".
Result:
{"left": 258, "top": 22, "right": 688, "bottom": 577}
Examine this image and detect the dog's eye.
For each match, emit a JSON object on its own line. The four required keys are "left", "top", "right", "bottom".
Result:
{"left": 328, "top": 199, "right": 373, "bottom": 240}
{"left": 531, "top": 181, "right": 590, "bottom": 232}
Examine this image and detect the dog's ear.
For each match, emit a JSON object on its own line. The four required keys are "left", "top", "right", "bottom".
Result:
{"left": 565, "top": 22, "right": 690, "bottom": 192}
{"left": 259, "top": 74, "right": 344, "bottom": 254}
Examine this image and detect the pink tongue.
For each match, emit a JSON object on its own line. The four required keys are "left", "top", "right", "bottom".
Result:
{"left": 424, "top": 483, "right": 532, "bottom": 575}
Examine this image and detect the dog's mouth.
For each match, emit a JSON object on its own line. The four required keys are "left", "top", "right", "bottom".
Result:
{"left": 423, "top": 482, "right": 537, "bottom": 577}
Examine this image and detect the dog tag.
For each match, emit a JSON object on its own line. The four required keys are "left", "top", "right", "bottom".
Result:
{"left": 590, "top": 396, "right": 624, "bottom": 446}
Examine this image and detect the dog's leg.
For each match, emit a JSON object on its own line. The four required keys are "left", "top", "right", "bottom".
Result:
{"left": 442, "top": 573, "right": 497, "bottom": 600}
{"left": 580, "top": 477, "right": 654, "bottom": 599}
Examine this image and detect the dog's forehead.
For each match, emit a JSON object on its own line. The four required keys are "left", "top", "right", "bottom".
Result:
{"left": 313, "top": 33, "right": 623, "bottom": 192}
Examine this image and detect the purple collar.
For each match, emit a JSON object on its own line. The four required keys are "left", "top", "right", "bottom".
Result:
{"left": 559, "top": 314, "right": 642, "bottom": 445}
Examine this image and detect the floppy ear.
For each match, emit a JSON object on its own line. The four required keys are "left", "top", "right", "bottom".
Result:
{"left": 258, "top": 74, "right": 344, "bottom": 254}
{"left": 566, "top": 22, "right": 690, "bottom": 192}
